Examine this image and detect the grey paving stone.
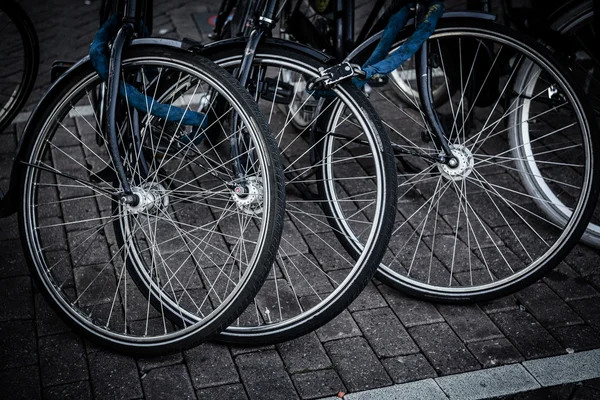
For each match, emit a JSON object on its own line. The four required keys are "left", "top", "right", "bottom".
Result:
{"left": 0, "top": 214, "right": 19, "bottom": 241}
{"left": 302, "top": 233, "right": 355, "bottom": 271}
{"left": 0, "top": 365, "right": 41, "bottom": 400}
{"left": 467, "top": 338, "right": 524, "bottom": 368}
{"left": 277, "top": 221, "right": 310, "bottom": 259}
{"left": 353, "top": 307, "right": 419, "bottom": 358}
{"left": 36, "top": 217, "right": 68, "bottom": 252}
{"left": 141, "top": 364, "right": 196, "bottom": 400}
{"left": 314, "top": 309, "right": 361, "bottom": 343}
{"left": 196, "top": 383, "right": 248, "bottom": 400}
{"left": 235, "top": 350, "right": 298, "bottom": 400}
{"left": 39, "top": 333, "right": 88, "bottom": 387}
{"left": 490, "top": 311, "right": 564, "bottom": 359}
{"left": 523, "top": 349, "right": 600, "bottom": 386}
{"left": 344, "top": 379, "right": 447, "bottom": 400}
{"left": 436, "top": 364, "right": 540, "bottom": 400}
{"left": 511, "top": 385, "right": 575, "bottom": 400}
{"left": 67, "top": 234, "right": 111, "bottom": 267}
{"left": 277, "top": 332, "right": 331, "bottom": 373}
{"left": 571, "top": 386, "right": 600, "bottom": 400}
{"left": 550, "top": 324, "right": 600, "bottom": 352}
{"left": 382, "top": 354, "right": 437, "bottom": 384}
{"left": 436, "top": 304, "right": 503, "bottom": 343}
{"left": 44, "top": 380, "right": 93, "bottom": 400}
{"left": 409, "top": 323, "right": 480, "bottom": 375}
{"left": 569, "top": 298, "right": 600, "bottom": 333}
{"left": 583, "top": 377, "right": 600, "bottom": 390}
{"left": 564, "top": 245, "right": 600, "bottom": 277}
{"left": 229, "top": 345, "right": 275, "bottom": 356}
{"left": 0, "top": 246, "right": 29, "bottom": 278}
{"left": 479, "top": 295, "right": 519, "bottom": 314}
{"left": 0, "top": 277, "right": 33, "bottom": 321}
{"left": 378, "top": 285, "right": 443, "bottom": 327}
{"left": 543, "top": 264, "right": 599, "bottom": 302}
{"left": 277, "top": 254, "right": 333, "bottom": 297}
{"left": 35, "top": 293, "right": 71, "bottom": 336}
{"left": 89, "top": 351, "right": 142, "bottom": 400}
{"left": 169, "top": 5, "right": 210, "bottom": 41}
{"left": 0, "top": 131, "right": 17, "bottom": 154}
{"left": 515, "top": 283, "right": 583, "bottom": 328}
{"left": 291, "top": 369, "right": 346, "bottom": 400}
{"left": 324, "top": 336, "right": 392, "bottom": 392}
{"left": 185, "top": 343, "right": 239, "bottom": 389}
{"left": 0, "top": 320, "right": 37, "bottom": 370}
{"left": 347, "top": 282, "right": 387, "bottom": 312}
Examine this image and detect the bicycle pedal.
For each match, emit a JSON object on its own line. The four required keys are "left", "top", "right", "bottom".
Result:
{"left": 51, "top": 60, "right": 76, "bottom": 83}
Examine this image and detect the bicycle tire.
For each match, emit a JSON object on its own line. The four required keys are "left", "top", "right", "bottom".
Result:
{"left": 0, "top": 0, "right": 39, "bottom": 132}
{"left": 346, "top": 18, "right": 599, "bottom": 302}
{"left": 17, "top": 45, "right": 285, "bottom": 354}
{"left": 154, "top": 42, "right": 396, "bottom": 345}
{"left": 534, "top": 0, "right": 600, "bottom": 249}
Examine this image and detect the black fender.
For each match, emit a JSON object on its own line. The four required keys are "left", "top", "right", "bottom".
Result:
{"left": 187, "top": 36, "right": 336, "bottom": 65}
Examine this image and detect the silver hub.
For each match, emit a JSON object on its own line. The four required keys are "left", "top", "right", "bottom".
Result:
{"left": 438, "top": 145, "right": 475, "bottom": 181}
{"left": 232, "top": 177, "right": 264, "bottom": 215}
{"left": 126, "top": 183, "right": 169, "bottom": 214}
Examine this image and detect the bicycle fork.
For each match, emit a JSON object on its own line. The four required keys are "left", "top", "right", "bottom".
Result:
{"left": 414, "top": 2, "right": 458, "bottom": 168}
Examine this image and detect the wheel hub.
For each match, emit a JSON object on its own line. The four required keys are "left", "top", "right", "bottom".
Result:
{"left": 232, "top": 177, "right": 264, "bottom": 215}
{"left": 437, "top": 145, "right": 474, "bottom": 181}
{"left": 126, "top": 183, "right": 169, "bottom": 214}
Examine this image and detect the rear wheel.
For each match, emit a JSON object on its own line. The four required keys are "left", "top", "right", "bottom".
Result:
{"left": 204, "top": 44, "right": 397, "bottom": 344}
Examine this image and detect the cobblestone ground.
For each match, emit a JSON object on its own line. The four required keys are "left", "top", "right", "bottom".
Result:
{"left": 2, "top": 1, "right": 600, "bottom": 399}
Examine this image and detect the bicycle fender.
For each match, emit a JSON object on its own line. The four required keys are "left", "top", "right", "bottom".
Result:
{"left": 195, "top": 37, "right": 336, "bottom": 65}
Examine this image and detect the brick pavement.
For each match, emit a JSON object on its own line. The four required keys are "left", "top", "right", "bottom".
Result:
{"left": 1, "top": 0, "right": 600, "bottom": 399}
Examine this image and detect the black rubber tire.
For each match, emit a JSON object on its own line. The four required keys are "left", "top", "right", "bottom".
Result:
{"left": 200, "top": 43, "right": 397, "bottom": 345}
{"left": 17, "top": 45, "right": 285, "bottom": 354}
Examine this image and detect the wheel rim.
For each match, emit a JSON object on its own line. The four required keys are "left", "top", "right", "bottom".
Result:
{"left": 354, "top": 25, "right": 596, "bottom": 298}
{"left": 212, "top": 54, "right": 392, "bottom": 339}
{"left": 22, "top": 55, "right": 278, "bottom": 347}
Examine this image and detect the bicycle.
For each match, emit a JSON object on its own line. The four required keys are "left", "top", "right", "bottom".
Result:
{"left": 0, "top": 0, "right": 39, "bottom": 133}
{"left": 210, "top": 0, "right": 600, "bottom": 303}
{"left": 3, "top": 0, "right": 288, "bottom": 354}
{"left": 110, "top": 0, "right": 400, "bottom": 345}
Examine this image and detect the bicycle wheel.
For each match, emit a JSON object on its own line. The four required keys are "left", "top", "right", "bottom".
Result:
{"left": 17, "top": 45, "right": 284, "bottom": 354}
{"left": 535, "top": 0, "right": 600, "bottom": 248}
{"left": 186, "top": 42, "right": 396, "bottom": 344}
{"left": 0, "top": 0, "right": 39, "bottom": 132}
{"left": 346, "top": 18, "right": 599, "bottom": 302}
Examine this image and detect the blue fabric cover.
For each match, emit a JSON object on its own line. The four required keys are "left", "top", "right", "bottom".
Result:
{"left": 89, "top": 15, "right": 208, "bottom": 132}
{"left": 355, "top": 1, "right": 444, "bottom": 88}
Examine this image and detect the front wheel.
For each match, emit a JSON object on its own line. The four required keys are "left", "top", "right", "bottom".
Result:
{"left": 348, "top": 18, "right": 599, "bottom": 302}
{"left": 17, "top": 45, "right": 285, "bottom": 354}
